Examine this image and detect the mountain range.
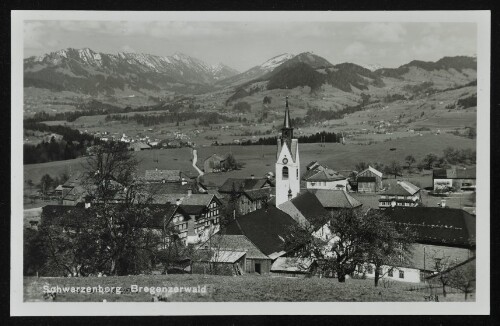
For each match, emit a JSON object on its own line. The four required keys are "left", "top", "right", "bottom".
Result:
{"left": 24, "top": 48, "right": 477, "bottom": 100}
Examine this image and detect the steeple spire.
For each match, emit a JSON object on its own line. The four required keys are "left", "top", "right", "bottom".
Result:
{"left": 283, "top": 96, "right": 291, "bottom": 128}
{"left": 281, "top": 96, "right": 294, "bottom": 147}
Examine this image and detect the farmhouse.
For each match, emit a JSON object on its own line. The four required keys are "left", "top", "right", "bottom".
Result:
{"left": 379, "top": 180, "right": 421, "bottom": 209}
{"left": 356, "top": 207, "right": 476, "bottom": 283}
{"left": 144, "top": 169, "right": 185, "bottom": 183}
{"left": 203, "top": 153, "right": 226, "bottom": 173}
{"left": 224, "top": 206, "right": 297, "bottom": 260}
{"left": 150, "top": 192, "right": 223, "bottom": 244}
{"left": 41, "top": 203, "right": 188, "bottom": 248}
{"left": 129, "top": 142, "right": 151, "bottom": 151}
{"left": 302, "top": 162, "right": 349, "bottom": 191}
{"left": 197, "top": 234, "right": 272, "bottom": 275}
{"left": 356, "top": 166, "right": 383, "bottom": 193}
{"left": 271, "top": 257, "right": 317, "bottom": 278}
{"left": 433, "top": 167, "right": 476, "bottom": 192}
{"left": 219, "top": 177, "right": 274, "bottom": 215}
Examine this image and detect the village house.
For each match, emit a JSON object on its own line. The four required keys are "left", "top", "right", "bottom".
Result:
{"left": 270, "top": 257, "right": 318, "bottom": 278}
{"left": 149, "top": 191, "right": 223, "bottom": 244}
{"left": 356, "top": 166, "right": 383, "bottom": 193}
{"left": 356, "top": 207, "right": 475, "bottom": 283}
{"left": 129, "top": 142, "right": 151, "bottom": 151}
{"left": 379, "top": 180, "right": 421, "bottom": 209}
{"left": 203, "top": 153, "right": 226, "bottom": 173}
{"left": 219, "top": 177, "right": 274, "bottom": 215}
{"left": 143, "top": 169, "right": 186, "bottom": 183}
{"left": 302, "top": 161, "right": 349, "bottom": 191}
{"left": 433, "top": 167, "right": 476, "bottom": 192}
{"left": 194, "top": 234, "right": 272, "bottom": 275}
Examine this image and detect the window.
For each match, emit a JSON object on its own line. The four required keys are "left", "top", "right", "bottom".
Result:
{"left": 296, "top": 169, "right": 299, "bottom": 179}
{"left": 399, "top": 270, "right": 404, "bottom": 279}
{"left": 282, "top": 166, "right": 289, "bottom": 180}
{"left": 388, "top": 269, "right": 393, "bottom": 277}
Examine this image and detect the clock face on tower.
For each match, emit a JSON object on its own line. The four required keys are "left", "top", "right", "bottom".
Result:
{"left": 282, "top": 158, "right": 288, "bottom": 164}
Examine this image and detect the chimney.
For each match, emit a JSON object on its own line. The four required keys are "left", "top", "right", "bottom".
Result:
{"left": 187, "top": 188, "right": 192, "bottom": 196}
{"left": 85, "top": 202, "right": 91, "bottom": 209}
{"left": 440, "top": 199, "right": 446, "bottom": 208}
{"left": 251, "top": 174, "right": 255, "bottom": 179}
{"left": 176, "top": 198, "right": 181, "bottom": 206}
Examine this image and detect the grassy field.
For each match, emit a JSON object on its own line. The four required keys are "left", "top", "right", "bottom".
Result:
{"left": 24, "top": 274, "right": 435, "bottom": 302}
{"left": 23, "top": 132, "right": 475, "bottom": 190}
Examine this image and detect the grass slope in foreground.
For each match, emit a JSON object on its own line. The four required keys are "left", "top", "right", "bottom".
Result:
{"left": 25, "top": 274, "right": 432, "bottom": 302}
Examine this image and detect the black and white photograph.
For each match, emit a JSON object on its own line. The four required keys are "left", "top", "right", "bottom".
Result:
{"left": 11, "top": 10, "right": 490, "bottom": 315}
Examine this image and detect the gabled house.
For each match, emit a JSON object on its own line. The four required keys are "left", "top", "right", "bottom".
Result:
{"left": 203, "top": 154, "right": 226, "bottom": 173}
{"left": 144, "top": 169, "right": 185, "bottom": 183}
{"left": 356, "top": 207, "right": 476, "bottom": 283}
{"left": 433, "top": 167, "right": 476, "bottom": 192}
{"left": 302, "top": 162, "right": 349, "bottom": 190}
{"left": 379, "top": 180, "right": 421, "bottom": 209}
{"left": 219, "top": 177, "right": 274, "bottom": 215}
{"left": 195, "top": 234, "right": 272, "bottom": 275}
{"left": 150, "top": 192, "right": 223, "bottom": 244}
{"left": 224, "top": 206, "right": 298, "bottom": 260}
{"left": 271, "top": 257, "right": 318, "bottom": 278}
{"left": 356, "top": 166, "right": 383, "bottom": 193}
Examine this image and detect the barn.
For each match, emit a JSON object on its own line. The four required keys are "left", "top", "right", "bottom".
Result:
{"left": 203, "top": 154, "right": 226, "bottom": 173}
{"left": 271, "top": 257, "right": 317, "bottom": 278}
{"left": 356, "top": 166, "right": 383, "bottom": 193}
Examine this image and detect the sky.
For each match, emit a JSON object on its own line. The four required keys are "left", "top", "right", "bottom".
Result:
{"left": 24, "top": 21, "right": 477, "bottom": 72}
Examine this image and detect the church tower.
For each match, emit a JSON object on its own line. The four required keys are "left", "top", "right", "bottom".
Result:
{"left": 275, "top": 97, "right": 300, "bottom": 206}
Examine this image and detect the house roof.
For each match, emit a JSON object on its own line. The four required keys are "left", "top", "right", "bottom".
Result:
{"left": 242, "top": 188, "right": 272, "bottom": 201}
{"left": 199, "top": 234, "right": 270, "bottom": 260}
{"left": 145, "top": 182, "right": 204, "bottom": 195}
{"left": 384, "top": 181, "right": 420, "bottom": 196}
{"left": 311, "top": 189, "right": 362, "bottom": 209}
{"left": 219, "top": 177, "right": 272, "bottom": 193}
{"left": 198, "top": 250, "right": 247, "bottom": 263}
{"left": 433, "top": 167, "right": 476, "bottom": 179}
{"left": 306, "top": 161, "right": 320, "bottom": 170}
{"left": 144, "top": 169, "right": 181, "bottom": 182}
{"left": 131, "top": 142, "right": 151, "bottom": 150}
{"left": 289, "top": 191, "right": 330, "bottom": 227}
{"left": 62, "top": 185, "right": 87, "bottom": 202}
{"left": 55, "top": 185, "right": 64, "bottom": 191}
{"left": 357, "top": 176, "right": 376, "bottom": 183}
{"left": 271, "top": 257, "right": 315, "bottom": 273}
{"left": 224, "top": 206, "right": 298, "bottom": 257}
{"left": 303, "top": 168, "right": 346, "bottom": 182}
{"left": 359, "top": 166, "right": 383, "bottom": 178}
{"left": 278, "top": 201, "right": 310, "bottom": 227}
{"left": 384, "top": 207, "right": 476, "bottom": 248}
{"left": 150, "top": 193, "right": 217, "bottom": 212}
{"left": 205, "top": 153, "right": 225, "bottom": 162}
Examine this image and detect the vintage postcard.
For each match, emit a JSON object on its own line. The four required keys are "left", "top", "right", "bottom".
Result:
{"left": 11, "top": 10, "right": 490, "bottom": 315}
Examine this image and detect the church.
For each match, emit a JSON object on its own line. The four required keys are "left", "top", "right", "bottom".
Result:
{"left": 275, "top": 97, "right": 300, "bottom": 206}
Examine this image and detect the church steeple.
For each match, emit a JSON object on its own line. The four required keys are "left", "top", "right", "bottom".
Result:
{"left": 281, "top": 96, "right": 293, "bottom": 148}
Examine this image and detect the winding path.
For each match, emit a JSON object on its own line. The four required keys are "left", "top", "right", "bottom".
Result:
{"left": 192, "top": 149, "right": 204, "bottom": 177}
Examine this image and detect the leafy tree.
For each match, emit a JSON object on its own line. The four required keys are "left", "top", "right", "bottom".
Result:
{"left": 387, "top": 160, "right": 403, "bottom": 179}
{"left": 39, "top": 174, "right": 55, "bottom": 197}
{"left": 448, "top": 261, "right": 476, "bottom": 300}
{"left": 263, "top": 96, "right": 272, "bottom": 104}
{"left": 363, "top": 210, "right": 415, "bottom": 286}
{"left": 232, "top": 102, "right": 251, "bottom": 113}
{"left": 405, "top": 155, "right": 416, "bottom": 172}
{"left": 421, "top": 153, "right": 439, "bottom": 170}
{"left": 223, "top": 152, "right": 238, "bottom": 171}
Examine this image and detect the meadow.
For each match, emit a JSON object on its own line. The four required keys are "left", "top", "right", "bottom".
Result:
{"left": 25, "top": 274, "right": 432, "bottom": 302}
{"left": 23, "top": 132, "right": 475, "bottom": 190}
